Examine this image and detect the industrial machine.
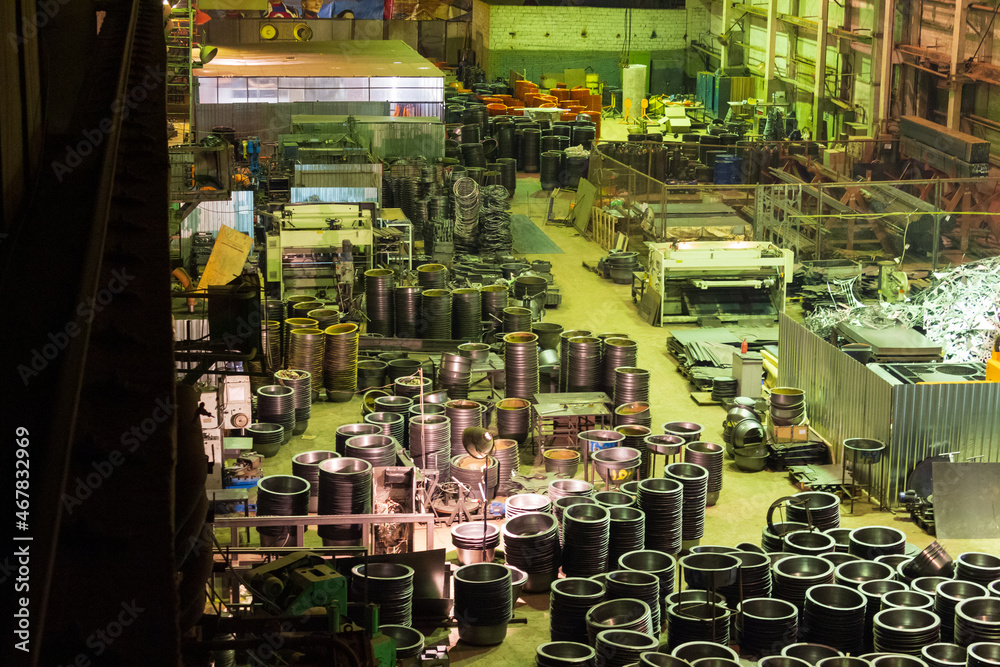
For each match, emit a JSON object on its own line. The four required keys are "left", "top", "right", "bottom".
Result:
{"left": 265, "top": 203, "right": 375, "bottom": 300}
{"left": 197, "top": 376, "right": 255, "bottom": 489}
{"left": 645, "top": 241, "right": 794, "bottom": 324}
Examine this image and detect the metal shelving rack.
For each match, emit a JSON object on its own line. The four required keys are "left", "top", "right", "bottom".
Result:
{"left": 166, "top": 4, "right": 194, "bottom": 125}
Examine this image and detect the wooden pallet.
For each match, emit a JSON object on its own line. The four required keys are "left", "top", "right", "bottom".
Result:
{"left": 591, "top": 207, "right": 618, "bottom": 250}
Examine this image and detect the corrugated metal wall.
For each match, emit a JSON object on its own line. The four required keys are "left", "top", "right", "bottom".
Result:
{"left": 291, "top": 164, "right": 382, "bottom": 204}
{"left": 193, "top": 102, "right": 389, "bottom": 145}
{"left": 182, "top": 191, "right": 255, "bottom": 237}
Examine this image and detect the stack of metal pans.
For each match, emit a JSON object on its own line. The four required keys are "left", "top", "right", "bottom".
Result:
{"left": 364, "top": 411, "right": 405, "bottom": 446}
{"left": 736, "top": 597, "right": 799, "bottom": 658}
{"left": 772, "top": 555, "right": 835, "bottom": 612}
{"left": 921, "top": 643, "right": 968, "bottom": 667}
{"left": 497, "top": 397, "right": 531, "bottom": 443}
{"left": 345, "top": 434, "right": 397, "bottom": 468}
{"left": 912, "top": 577, "right": 952, "bottom": 597}
{"left": 451, "top": 454, "right": 499, "bottom": 501}
{"left": 614, "top": 402, "right": 652, "bottom": 429}
{"left": 257, "top": 385, "right": 296, "bottom": 444}
{"left": 826, "top": 527, "right": 853, "bottom": 553}
{"left": 550, "top": 578, "right": 606, "bottom": 644}
{"left": 394, "top": 375, "right": 431, "bottom": 399}
{"left": 681, "top": 553, "right": 740, "bottom": 594}
{"left": 787, "top": 491, "right": 841, "bottom": 531}
{"left": 665, "top": 463, "right": 709, "bottom": 543}
{"left": 663, "top": 421, "right": 704, "bottom": 443}
{"left": 480, "top": 285, "right": 509, "bottom": 340}
{"left": 666, "top": 600, "right": 731, "bottom": 650}
{"left": 873, "top": 607, "right": 942, "bottom": 654}
{"left": 357, "top": 360, "right": 387, "bottom": 392}
{"left": 438, "top": 352, "right": 473, "bottom": 399}
{"left": 307, "top": 308, "right": 340, "bottom": 331}
{"left": 380, "top": 626, "right": 424, "bottom": 663}
{"left": 288, "top": 328, "right": 325, "bottom": 394}
{"left": 364, "top": 269, "right": 395, "bottom": 336}
{"left": 335, "top": 423, "right": 381, "bottom": 457}
{"left": 504, "top": 332, "right": 540, "bottom": 401}
{"left": 602, "top": 338, "right": 638, "bottom": 395}
{"left": 502, "top": 511, "right": 561, "bottom": 593}
{"left": 614, "top": 367, "right": 650, "bottom": 406}
{"left": 586, "top": 598, "right": 653, "bottom": 645}
{"left": 283, "top": 318, "right": 317, "bottom": 365}
{"left": 419, "top": 289, "right": 453, "bottom": 340}
{"left": 637, "top": 478, "right": 684, "bottom": 554}
{"left": 451, "top": 522, "right": 501, "bottom": 565}
{"left": 803, "top": 584, "right": 867, "bottom": 654}
{"left": 562, "top": 503, "right": 611, "bottom": 577}
{"left": 446, "top": 399, "right": 483, "bottom": 454}
{"left": 849, "top": 526, "right": 906, "bottom": 559}
{"left": 265, "top": 298, "right": 284, "bottom": 322}
{"left": 968, "top": 642, "right": 1000, "bottom": 667}
{"left": 595, "top": 491, "right": 635, "bottom": 509}
{"left": 606, "top": 570, "right": 661, "bottom": 631}
{"left": 373, "top": 395, "right": 413, "bottom": 445}
{"left": 684, "top": 442, "right": 723, "bottom": 506}
{"left": 710, "top": 377, "right": 738, "bottom": 402}
{"left": 506, "top": 493, "right": 551, "bottom": 519}
{"left": 408, "top": 413, "right": 451, "bottom": 481}
{"left": 317, "top": 457, "right": 372, "bottom": 546}
{"left": 554, "top": 497, "right": 596, "bottom": 545}
{"left": 593, "top": 447, "right": 642, "bottom": 489}
{"left": 544, "top": 449, "right": 581, "bottom": 478}
{"left": 595, "top": 629, "right": 659, "bottom": 667}
{"left": 762, "top": 522, "right": 810, "bottom": 553}
{"left": 860, "top": 579, "right": 909, "bottom": 650}
{"left": 619, "top": 549, "right": 677, "bottom": 619}
{"left": 291, "top": 300, "right": 324, "bottom": 319}
{"left": 531, "top": 322, "right": 564, "bottom": 353}
{"left": 247, "top": 422, "right": 285, "bottom": 458}
{"left": 323, "top": 323, "right": 359, "bottom": 401}
{"left": 387, "top": 358, "right": 421, "bottom": 382}
{"left": 291, "top": 450, "right": 339, "bottom": 513}
{"left": 536, "top": 641, "right": 597, "bottom": 666}
{"left": 782, "top": 644, "right": 842, "bottom": 664}
{"left": 835, "top": 559, "right": 896, "bottom": 589}
{"left": 417, "top": 263, "right": 448, "bottom": 290}
{"left": 559, "top": 329, "right": 593, "bottom": 392}
{"left": 394, "top": 286, "right": 422, "bottom": 338}
{"left": 784, "top": 530, "right": 837, "bottom": 556}
{"left": 549, "top": 479, "right": 595, "bottom": 503}
{"left": 956, "top": 552, "right": 1000, "bottom": 586}
{"left": 566, "top": 336, "right": 602, "bottom": 392}
{"left": 350, "top": 562, "right": 414, "bottom": 627}
{"left": 770, "top": 387, "right": 806, "bottom": 426}
{"left": 493, "top": 438, "right": 519, "bottom": 492}
{"left": 262, "top": 319, "right": 282, "bottom": 372}
{"left": 503, "top": 307, "right": 531, "bottom": 334}
{"left": 275, "top": 369, "right": 312, "bottom": 433}
{"left": 720, "top": 551, "right": 773, "bottom": 607}
{"left": 954, "top": 596, "right": 1000, "bottom": 646}
{"left": 608, "top": 508, "right": 646, "bottom": 570}
{"left": 255, "top": 475, "right": 311, "bottom": 547}
{"left": 936, "top": 580, "right": 988, "bottom": 643}
{"left": 452, "top": 288, "right": 483, "bottom": 341}
{"left": 882, "top": 590, "right": 935, "bottom": 611}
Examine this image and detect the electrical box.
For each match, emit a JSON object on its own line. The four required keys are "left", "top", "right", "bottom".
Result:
{"left": 732, "top": 351, "right": 763, "bottom": 398}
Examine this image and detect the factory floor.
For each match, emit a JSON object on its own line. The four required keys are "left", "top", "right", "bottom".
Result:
{"left": 253, "top": 173, "right": 999, "bottom": 665}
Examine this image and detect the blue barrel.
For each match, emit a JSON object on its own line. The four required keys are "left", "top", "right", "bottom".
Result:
{"left": 714, "top": 154, "right": 743, "bottom": 185}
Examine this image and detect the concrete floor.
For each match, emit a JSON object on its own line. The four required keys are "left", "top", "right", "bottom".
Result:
{"left": 251, "top": 171, "right": 999, "bottom": 665}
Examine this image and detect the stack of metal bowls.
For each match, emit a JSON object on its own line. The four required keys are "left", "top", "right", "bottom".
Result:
{"left": 613, "top": 367, "right": 650, "bottom": 406}
{"left": 873, "top": 607, "right": 942, "bottom": 653}
{"left": 937, "top": 580, "right": 988, "bottom": 643}
{"left": 825, "top": 527, "right": 853, "bottom": 553}
{"left": 609, "top": 508, "right": 646, "bottom": 569}
{"left": 504, "top": 332, "right": 540, "bottom": 401}
{"left": 921, "top": 643, "right": 968, "bottom": 667}
{"left": 770, "top": 387, "right": 806, "bottom": 426}
{"left": 602, "top": 338, "right": 638, "bottom": 395}
{"left": 663, "top": 421, "right": 704, "bottom": 443}
{"left": 549, "top": 479, "right": 594, "bottom": 503}
{"left": 719, "top": 551, "right": 773, "bottom": 606}
{"left": 451, "top": 454, "right": 499, "bottom": 501}
{"left": 374, "top": 395, "right": 413, "bottom": 443}
{"left": 247, "top": 422, "right": 285, "bottom": 458}
{"left": 560, "top": 330, "right": 593, "bottom": 391}
{"left": 904, "top": 541, "right": 954, "bottom": 580}
{"left": 606, "top": 570, "right": 661, "bottom": 631}
{"left": 493, "top": 438, "right": 519, "bottom": 492}
{"left": 256, "top": 385, "right": 296, "bottom": 444}
{"left": 451, "top": 522, "right": 501, "bottom": 565}
{"left": 291, "top": 300, "right": 324, "bottom": 319}
{"left": 849, "top": 526, "right": 907, "bottom": 559}
{"left": 593, "top": 447, "right": 642, "bottom": 489}
{"left": 394, "top": 286, "right": 423, "bottom": 338}
{"left": 419, "top": 289, "right": 453, "bottom": 340}
{"left": 783, "top": 530, "right": 837, "bottom": 556}
{"left": 536, "top": 641, "right": 597, "bottom": 666}
{"left": 416, "top": 263, "right": 448, "bottom": 290}
{"left": 684, "top": 442, "right": 724, "bottom": 506}
{"left": 549, "top": 578, "right": 606, "bottom": 644}
{"left": 956, "top": 552, "right": 1000, "bottom": 586}
{"left": 335, "top": 423, "right": 381, "bottom": 457}
{"left": 544, "top": 449, "right": 581, "bottom": 478}
{"left": 458, "top": 341, "right": 490, "bottom": 364}
{"left": 955, "top": 596, "right": 1000, "bottom": 646}
{"left": 364, "top": 269, "right": 395, "bottom": 336}
{"left": 595, "top": 629, "right": 659, "bottom": 666}
{"left": 283, "top": 318, "right": 317, "bottom": 365}
{"left": 350, "top": 562, "right": 414, "bottom": 626}
{"left": 913, "top": 577, "right": 953, "bottom": 597}
{"left": 446, "top": 399, "right": 483, "bottom": 453}
{"left": 637, "top": 478, "right": 683, "bottom": 554}
{"left": 736, "top": 597, "right": 799, "bottom": 658}
{"left": 835, "top": 559, "right": 896, "bottom": 589}
{"left": 595, "top": 491, "right": 635, "bottom": 509}
{"left": 882, "top": 590, "right": 935, "bottom": 611}
{"left": 566, "top": 336, "right": 602, "bottom": 392}
{"left": 681, "top": 553, "right": 740, "bottom": 594}
{"left": 345, "top": 434, "right": 397, "bottom": 468}
{"left": 968, "top": 643, "right": 1000, "bottom": 667}
{"left": 586, "top": 598, "right": 653, "bottom": 645}
{"left": 262, "top": 319, "right": 282, "bottom": 375}
{"left": 480, "top": 285, "right": 509, "bottom": 341}
{"left": 562, "top": 503, "right": 611, "bottom": 577}
{"left": 291, "top": 450, "right": 339, "bottom": 512}
{"left": 452, "top": 288, "right": 483, "bottom": 340}
{"left": 323, "top": 323, "right": 359, "bottom": 401}
{"left": 497, "top": 397, "right": 531, "bottom": 443}
{"left": 614, "top": 402, "right": 652, "bottom": 429}
{"left": 357, "top": 359, "right": 387, "bottom": 392}
{"left": 506, "top": 493, "right": 550, "bottom": 519}
{"left": 665, "top": 463, "right": 709, "bottom": 543}
{"left": 307, "top": 307, "right": 340, "bottom": 331}
{"left": 379, "top": 625, "right": 424, "bottom": 664}
{"left": 860, "top": 579, "right": 909, "bottom": 650}
{"left": 554, "top": 497, "right": 596, "bottom": 545}
{"left": 386, "top": 358, "right": 421, "bottom": 382}
{"left": 273, "top": 369, "right": 312, "bottom": 434}
{"left": 255, "top": 475, "right": 311, "bottom": 547}
{"left": 619, "top": 549, "right": 676, "bottom": 619}
{"left": 616, "top": 425, "right": 651, "bottom": 478}
{"left": 438, "top": 352, "right": 473, "bottom": 399}
{"left": 782, "top": 644, "right": 842, "bottom": 664}
{"left": 502, "top": 511, "right": 561, "bottom": 593}
{"left": 395, "top": 374, "right": 431, "bottom": 399}
{"left": 364, "top": 411, "right": 405, "bottom": 445}
{"left": 762, "top": 521, "right": 810, "bottom": 553}
{"left": 665, "top": 598, "right": 732, "bottom": 650}
{"left": 802, "top": 584, "right": 867, "bottom": 654}
{"left": 787, "top": 491, "right": 841, "bottom": 531}
{"left": 578, "top": 431, "right": 626, "bottom": 461}
{"left": 317, "top": 457, "right": 372, "bottom": 546}
{"left": 288, "top": 327, "right": 326, "bottom": 393}
{"left": 408, "top": 413, "right": 451, "bottom": 481}
{"left": 503, "top": 306, "right": 532, "bottom": 334}
{"left": 772, "top": 555, "right": 835, "bottom": 611}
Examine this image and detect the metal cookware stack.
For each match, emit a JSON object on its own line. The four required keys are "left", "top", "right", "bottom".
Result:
{"left": 247, "top": 422, "right": 284, "bottom": 457}
{"left": 605, "top": 570, "right": 661, "bottom": 632}
{"left": 559, "top": 329, "right": 592, "bottom": 392}
{"left": 665, "top": 462, "right": 709, "bottom": 543}
{"left": 288, "top": 328, "right": 325, "bottom": 394}
{"left": 256, "top": 385, "right": 296, "bottom": 444}
{"left": 291, "top": 450, "right": 339, "bottom": 513}
{"left": 614, "top": 402, "right": 652, "bottom": 429}
{"left": 364, "top": 411, "right": 405, "bottom": 445}
{"left": 502, "top": 511, "right": 561, "bottom": 594}
{"left": 608, "top": 508, "right": 646, "bottom": 571}
{"left": 549, "top": 577, "right": 606, "bottom": 644}
{"left": 493, "top": 438, "right": 519, "bottom": 493}
{"left": 601, "top": 337, "right": 638, "bottom": 396}
{"left": 802, "top": 583, "right": 867, "bottom": 654}
{"left": 719, "top": 550, "right": 773, "bottom": 606}
{"left": 772, "top": 554, "right": 835, "bottom": 612}
{"left": 445, "top": 399, "right": 483, "bottom": 452}
{"left": 614, "top": 367, "right": 650, "bottom": 406}
{"left": 364, "top": 268, "right": 395, "bottom": 337}
{"left": 335, "top": 423, "right": 381, "bottom": 457}
{"left": 416, "top": 263, "right": 448, "bottom": 290}
{"left": 275, "top": 369, "right": 312, "bottom": 432}
{"left": 453, "top": 562, "right": 513, "bottom": 646}
{"left": 419, "top": 289, "right": 453, "bottom": 340}
{"left": 683, "top": 442, "right": 724, "bottom": 506}
{"left": 283, "top": 317, "right": 317, "bottom": 366}
{"left": 566, "top": 336, "right": 602, "bottom": 392}
{"left": 736, "top": 597, "right": 799, "bottom": 658}
{"left": 505, "top": 493, "right": 551, "bottom": 520}
{"left": 614, "top": 425, "right": 651, "bottom": 479}
{"left": 317, "top": 457, "right": 372, "bottom": 546}
{"left": 255, "top": 475, "right": 311, "bottom": 547}
{"left": 503, "top": 306, "right": 531, "bottom": 334}
{"left": 350, "top": 562, "right": 414, "bottom": 627}
{"left": 504, "top": 332, "right": 540, "bottom": 401}
{"left": 344, "top": 433, "right": 397, "bottom": 468}
{"left": 636, "top": 478, "right": 683, "bottom": 555}
{"left": 496, "top": 397, "right": 531, "bottom": 443}
{"left": 394, "top": 286, "right": 422, "bottom": 338}
{"left": 451, "top": 288, "right": 483, "bottom": 341}
{"left": 618, "top": 549, "right": 677, "bottom": 620}
{"left": 787, "top": 491, "right": 842, "bottom": 530}
{"left": 561, "top": 503, "right": 611, "bottom": 578}
{"left": 307, "top": 307, "right": 339, "bottom": 330}
{"left": 450, "top": 454, "right": 500, "bottom": 501}
{"left": 323, "top": 323, "right": 359, "bottom": 401}
{"left": 408, "top": 413, "right": 451, "bottom": 481}
{"left": 480, "top": 285, "right": 508, "bottom": 342}
{"left": 437, "top": 352, "right": 473, "bottom": 399}
{"left": 770, "top": 387, "right": 807, "bottom": 426}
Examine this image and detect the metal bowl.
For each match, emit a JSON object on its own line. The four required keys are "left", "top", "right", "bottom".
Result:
{"left": 921, "top": 643, "right": 967, "bottom": 667}
{"left": 849, "top": 526, "right": 907, "bottom": 559}
{"left": 870, "top": 655, "right": 929, "bottom": 667}
{"left": 770, "top": 387, "right": 805, "bottom": 407}
{"left": 379, "top": 624, "right": 424, "bottom": 659}
{"left": 586, "top": 598, "right": 652, "bottom": 636}
{"left": 640, "top": 654, "right": 691, "bottom": 667}
{"left": 593, "top": 446, "right": 642, "bottom": 485}
{"left": 671, "top": 641, "right": 739, "bottom": 663}
{"left": 506, "top": 565, "right": 528, "bottom": 600}
{"left": 966, "top": 643, "right": 1000, "bottom": 667}
{"left": 882, "top": 589, "right": 934, "bottom": 611}
{"left": 645, "top": 434, "right": 685, "bottom": 457}
{"left": 735, "top": 452, "right": 769, "bottom": 472}
{"left": 536, "top": 641, "right": 597, "bottom": 666}
{"left": 843, "top": 438, "right": 886, "bottom": 464}
{"left": 835, "top": 560, "right": 896, "bottom": 588}
{"left": 458, "top": 342, "right": 490, "bottom": 362}
{"left": 662, "top": 422, "right": 705, "bottom": 443}
{"left": 680, "top": 552, "right": 740, "bottom": 588}
{"left": 784, "top": 530, "right": 837, "bottom": 556}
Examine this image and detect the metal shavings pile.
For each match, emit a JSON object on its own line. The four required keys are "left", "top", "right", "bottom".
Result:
{"left": 374, "top": 485, "right": 406, "bottom": 554}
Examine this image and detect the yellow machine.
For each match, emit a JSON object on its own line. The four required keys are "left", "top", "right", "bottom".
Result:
{"left": 988, "top": 336, "right": 1000, "bottom": 382}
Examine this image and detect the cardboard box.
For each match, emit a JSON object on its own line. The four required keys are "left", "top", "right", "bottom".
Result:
{"left": 773, "top": 425, "right": 809, "bottom": 443}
